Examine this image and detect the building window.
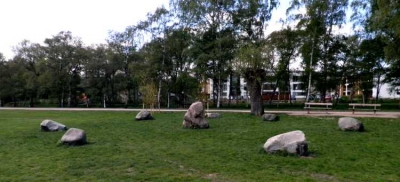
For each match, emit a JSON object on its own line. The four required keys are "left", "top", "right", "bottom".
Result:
{"left": 296, "top": 92, "right": 306, "bottom": 96}
{"left": 293, "top": 76, "right": 299, "bottom": 82}
{"left": 293, "top": 84, "right": 304, "bottom": 90}
{"left": 263, "top": 83, "right": 275, "bottom": 90}
{"left": 223, "top": 83, "right": 228, "bottom": 92}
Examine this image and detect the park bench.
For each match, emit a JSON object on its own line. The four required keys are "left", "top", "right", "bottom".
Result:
{"left": 304, "top": 102, "right": 333, "bottom": 114}
{"left": 348, "top": 103, "right": 381, "bottom": 114}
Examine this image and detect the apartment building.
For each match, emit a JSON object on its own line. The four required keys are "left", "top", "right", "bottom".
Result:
{"left": 207, "top": 71, "right": 308, "bottom": 100}
{"left": 206, "top": 72, "right": 399, "bottom": 101}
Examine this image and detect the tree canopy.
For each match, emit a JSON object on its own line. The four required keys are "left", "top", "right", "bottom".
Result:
{"left": 0, "top": 0, "right": 399, "bottom": 109}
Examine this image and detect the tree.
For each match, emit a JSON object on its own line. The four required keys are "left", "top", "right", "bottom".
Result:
{"left": 0, "top": 53, "right": 8, "bottom": 106}
{"left": 133, "top": 6, "right": 174, "bottom": 109}
{"left": 164, "top": 28, "right": 195, "bottom": 107}
{"left": 352, "top": 0, "right": 400, "bottom": 89}
{"left": 43, "top": 31, "right": 83, "bottom": 107}
{"left": 12, "top": 40, "right": 46, "bottom": 107}
{"left": 81, "top": 44, "right": 128, "bottom": 107}
{"left": 170, "top": 0, "right": 235, "bottom": 108}
{"left": 0, "top": 58, "right": 27, "bottom": 106}
{"left": 107, "top": 29, "right": 143, "bottom": 107}
{"left": 335, "top": 35, "right": 359, "bottom": 103}
{"left": 169, "top": 0, "right": 278, "bottom": 112}
{"left": 134, "top": 38, "right": 164, "bottom": 98}
{"left": 288, "top": 0, "right": 349, "bottom": 102}
{"left": 231, "top": 0, "right": 278, "bottom": 115}
{"left": 140, "top": 82, "right": 158, "bottom": 110}
{"left": 359, "top": 37, "right": 387, "bottom": 103}
{"left": 191, "top": 26, "right": 235, "bottom": 107}
{"left": 371, "top": 1, "right": 399, "bottom": 87}
{"left": 266, "top": 28, "right": 301, "bottom": 104}
{"left": 235, "top": 44, "right": 267, "bottom": 115}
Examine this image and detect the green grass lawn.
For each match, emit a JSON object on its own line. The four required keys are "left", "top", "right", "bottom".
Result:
{"left": 0, "top": 110, "right": 399, "bottom": 181}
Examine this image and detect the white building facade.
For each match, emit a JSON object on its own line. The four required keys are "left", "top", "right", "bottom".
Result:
{"left": 208, "top": 72, "right": 399, "bottom": 101}
{"left": 208, "top": 71, "right": 307, "bottom": 100}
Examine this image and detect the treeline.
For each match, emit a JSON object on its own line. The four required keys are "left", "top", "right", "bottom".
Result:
{"left": 0, "top": 0, "right": 399, "bottom": 115}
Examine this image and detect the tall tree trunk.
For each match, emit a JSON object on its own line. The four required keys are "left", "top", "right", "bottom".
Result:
{"left": 247, "top": 79, "right": 264, "bottom": 116}
{"left": 13, "top": 96, "right": 17, "bottom": 107}
{"left": 286, "top": 67, "right": 292, "bottom": 105}
{"left": 103, "top": 93, "right": 107, "bottom": 108}
{"left": 322, "top": 62, "right": 328, "bottom": 103}
{"left": 22, "top": 94, "right": 27, "bottom": 106}
{"left": 68, "top": 84, "right": 71, "bottom": 107}
{"left": 158, "top": 79, "right": 162, "bottom": 109}
{"left": 212, "top": 78, "right": 217, "bottom": 106}
{"left": 236, "top": 75, "right": 241, "bottom": 106}
{"left": 124, "top": 91, "right": 128, "bottom": 108}
{"left": 269, "top": 80, "right": 279, "bottom": 105}
{"left": 110, "top": 80, "right": 114, "bottom": 107}
{"left": 167, "top": 90, "right": 170, "bottom": 108}
{"left": 133, "top": 87, "right": 137, "bottom": 105}
{"left": 288, "top": 78, "right": 292, "bottom": 105}
{"left": 127, "top": 85, "right": 132, "bottom": 108}
{"left": 375, "top": 75, "right": 381, "bottom": 103}
{"left": 350, "top": 84, "right": 355, "bottom": 103}
{"left": 285, "top": 79, "right": 290, "bottom": 102}
{"left": 228, "top": 73, "right": 233, "bottom": 107}
{"left": 61, "top": 88, "right": 64, "bottom": 108}
{"left": 30, "top": 93, "right": 34, "bottom": 107}
{"left": 217, "top": 75, "right": 222, "bottom": 108}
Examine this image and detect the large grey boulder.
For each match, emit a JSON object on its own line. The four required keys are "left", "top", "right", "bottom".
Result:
{"left": 61, "top": 128, "right": 87, "bottom": 145}
{"left": 40, "top": 119, "right": 67, "bottom": 131}
{"left": 263, "top": 130, "right": 308, "bottom": 156}
{"left": 338, "top": 117, "right": 364, "bottom": 131}
{"left": 262, "top": 114, "right": 280, "bottom": 121}
{"left": 182, "top": 101, "right": 209, "bottom": 129}
{"left": 205, "top": 113, "right": 221, "bottom": 119}
{"left": 135, "top": 110, "right": 154, "bottom": 121}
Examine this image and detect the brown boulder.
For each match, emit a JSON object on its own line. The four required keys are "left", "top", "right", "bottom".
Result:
{"left": 182, "top": 102, "right": 209, "bottom": 129}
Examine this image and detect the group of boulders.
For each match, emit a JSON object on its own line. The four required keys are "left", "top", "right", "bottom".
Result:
{"left": 39, "top": 101, "right": 365, "bottom": 156}
{"left": 261, "top": 115, "right": 365, "bottom": 156}
{"left": 40, "top": 120, "right": 87, "bottom": 146}
{"left": 135, "top": 101, "right": 365, "bottom": 157}
{"left": 40, "top": 109, "right": 157, "bottom": 146}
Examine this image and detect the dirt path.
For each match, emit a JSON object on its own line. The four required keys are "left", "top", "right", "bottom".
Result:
{"left": 0, "top": 107, "right": 399, "bottom": 118}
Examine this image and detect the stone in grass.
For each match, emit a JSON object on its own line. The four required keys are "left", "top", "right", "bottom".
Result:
{"left": 135, "top": 110, "right": 154, "bottom": 121}
{"left": 40, "top": 119, "right": 67, "bottom": 131}
{"left": 262, "top": 114, "right": 280, "bottom": 121}
{"left": 205, "top": 113, "right": 221, "bottom": 119}
{"left": 61, "top": 128, "right": 87, "bottom": 146}
{"left": 338, "top": 117, "right": 364, "bottom": 132}
{"left": 263, "top": 130, "right": 308, "bottom": 156}
{"left": 182, "top": 101, "right": 209, "bottom": 129}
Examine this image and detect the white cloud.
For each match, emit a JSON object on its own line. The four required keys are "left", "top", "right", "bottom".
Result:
{"left": 0, "top": 0, "right": 169, "bottom": 59}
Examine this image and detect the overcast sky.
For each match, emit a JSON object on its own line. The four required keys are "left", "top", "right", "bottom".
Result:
{"left": 0, "top": 0, "right": 170, "bottom": 59}
{"left": 0, "top": 0, "right": 317, "bottom": 60}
